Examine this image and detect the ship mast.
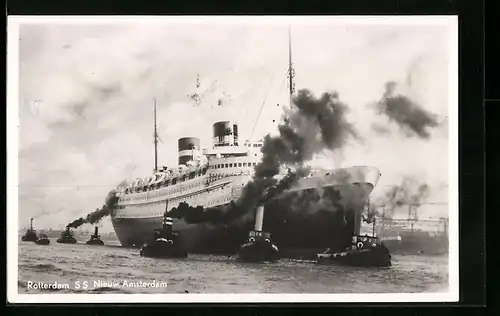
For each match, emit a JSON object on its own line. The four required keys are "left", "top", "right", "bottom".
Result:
{"left": 287, "top": 25, "right": 295, "bottom": 108}
{"left": 249, "top": 25, "right": 296, "bottom": 139}
{"left": 153, "top": 98, "right": 158, "bottom": 173}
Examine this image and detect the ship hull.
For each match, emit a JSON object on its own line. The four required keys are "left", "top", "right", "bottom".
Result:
{"left": 111, "top": 166, "right": 380, "bottom": 253}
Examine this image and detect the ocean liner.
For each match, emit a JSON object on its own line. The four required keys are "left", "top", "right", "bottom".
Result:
{"left": 110, "top": 29, "right": 382, "bottom": 252}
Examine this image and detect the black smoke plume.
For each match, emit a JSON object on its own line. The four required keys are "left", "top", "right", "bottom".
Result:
{"left": 217, "top": 166, "right": 312, "bottom": 225}
{"left": 218, "top": 90, "right": 357, "bottom": 224}
{"left": 66, "top": 190, "right": 119, "bottom": 228}
{"left": 255, "top": 89, "right": 358, "bottom": 180}
{"left": 170, "top": 89, "right": 358, "bottom": 230}
{"left": 375, "top": 81, "right": 439, "bottom": 139}
{"left": 169, "top": 202, "right": 225, "bottom": 225}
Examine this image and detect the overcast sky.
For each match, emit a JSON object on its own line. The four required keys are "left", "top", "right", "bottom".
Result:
{"left": 16, "top": 17, "right": 455, "bottom": 231}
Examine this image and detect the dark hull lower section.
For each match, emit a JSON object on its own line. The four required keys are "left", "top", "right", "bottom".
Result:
{"left": 112, "top": 185, "right": 372, "bottom": 254}
{"left": 35, "top": 239, "right": 50, "bottom": 245}
{"left": 238, "top": 242, "right": 280, "bottom": 262}
{"left": 140, "top": 242, "right": 188, "bottom": 258}
{"left": 22, "top": 233, "right": 37, "bottom": 242}
{"left": 86, "top": 239, "right": 104, "bottom": 245}
{"left": 56, "top": 238, "right": 77, "bottom": 244}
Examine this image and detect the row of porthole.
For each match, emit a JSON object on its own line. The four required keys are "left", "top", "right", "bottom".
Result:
{"left": 143, "top": 189, "right": 208, "bottom": 204}
{"left": 209, "top": 172, "right": 250, "bottom": 180}
{"left": 120, "top": 181, "right": 206, "bottom": 203}
{"left": 120, "top": 185, "right": 232, "bottom": 208}
{"left": 118, "top": 198, "right": 231, "bottom": 217}
{"left": 123, "top": 193, "right": 231, "bottom": 211}
{"left": 122, "top": 175, "right": 238, "bottom": 205}
{"left": 209, "top": 162, "right": 258, "bottom": 169}
{"left": 245, "top": 143, "right": 263, "bottom": 148}
{"left": 121, "top": 177, "right": 208, "bottom": 200}
{"left": 207, "top": 196, "right": 233, "bottom": 206}
{"left": 124, "top": 192, "right": 206, "bottom": 209}
{"left": 147, "top": 182, "right": 204, "bottom": 198}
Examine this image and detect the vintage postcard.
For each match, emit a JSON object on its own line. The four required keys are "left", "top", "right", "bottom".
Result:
{"left": 7, "top": 16, "right": 458, "bottom": 303}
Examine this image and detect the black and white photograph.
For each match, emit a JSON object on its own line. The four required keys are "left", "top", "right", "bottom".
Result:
{"left": 7, "top": 16, "right": 458, "bottom": 303}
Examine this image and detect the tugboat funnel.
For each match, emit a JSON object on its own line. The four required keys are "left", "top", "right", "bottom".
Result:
{"left": 94, "top": 227, "right": 99, "bottom": 236}
{"left": 30, "top": 218, "right": 33, "bottom": 230}
{"left": 254, "top": 205, "right": 264, "bottom": 232}
{"left": 140, "top": 215, "right": 187, "bottom": 258}
{"left": 163, "top": 216, "right": 173, "bottom": 238}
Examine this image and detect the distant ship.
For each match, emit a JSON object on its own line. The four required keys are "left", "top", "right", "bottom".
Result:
{"left": 376, "top": 216, "right": 449, "bottom": 255}
{"left": 21, "top": 218, "right": 37, "bottom": 242}
{"left": 110, "top": 29, "right": 382, "bottom": 252}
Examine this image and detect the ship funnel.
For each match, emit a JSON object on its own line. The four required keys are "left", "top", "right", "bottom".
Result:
{"left": 94, "top": 227, "right": 99, "bottom": 237}
{"left": 254, "top": 205, "right": 264, "bottom": 232}
{"left": 178, "top": 137, "right": 200, "bottom": 165}
{"left": 30, "top": 218, "right": 33, "bottom": 230}
{"left": 213, "top": 121, "right": 239, "bottom": 147}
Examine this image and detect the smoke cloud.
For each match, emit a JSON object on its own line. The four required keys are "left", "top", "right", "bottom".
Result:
{"left": 170, "top": 89, "right": 359, "bottom": 234}
{"left": 255, "top": 89, "right": 358, "bottom": 179}
{"left": 374, "top": 81, "right": 439, "bottom": 139}
{"left": 169, "top": 202, "right": 225, "bottom": 225}
{"left": 372, "top": 177, "right": 431, "bottom": 219}
{"left": 66, "top": 190, "right": 119, "bottom": 228}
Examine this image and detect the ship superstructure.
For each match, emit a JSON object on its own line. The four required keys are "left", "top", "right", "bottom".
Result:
{"left": 114, "top": 121, "right": 265, "bottom": 215}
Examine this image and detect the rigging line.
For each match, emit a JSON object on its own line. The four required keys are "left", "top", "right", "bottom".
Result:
{"left": 249, "top": 68, "right": 289, "bottom": 140}
{"left": 249, "top": 70, "right": 277, "bottom": 139}
{"left": 242, "top": 74, "right": 266, "bottom": 127}
{"left": 153, "top": 97, "right": 158, "bottom": 173}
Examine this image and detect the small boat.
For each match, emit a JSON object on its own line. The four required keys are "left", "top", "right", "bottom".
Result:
{"left": 316, "top": 234, "right": 391, "bottom": 267}
{"left": 21, "top": 218, "right": 38, "bottom": 242}
{"left": 85, "top": 227, "right": 104, "bottom": 245}
{"left": 35, "top": 234, "right": 50, "bottom": 245}
{"left": 237, "top": 205, "right": 280, "bottom": 262}
{"left": 140, "top": 212, "right": 188, "bottom": 258}
{"left": 57, "top": 227, "right": 77, "bottom": 244}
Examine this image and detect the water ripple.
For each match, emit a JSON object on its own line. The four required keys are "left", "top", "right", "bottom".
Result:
{"left": 17, "top": 242, "right": 449, "bottom": 294}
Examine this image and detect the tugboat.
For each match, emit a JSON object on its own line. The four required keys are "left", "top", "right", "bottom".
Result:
{"left": 316, "top": 209, "right": 391, "bottom": 267}
{"left": 85, "top": 227, "right": 104, "bottom": 245}
{"left": 35, "top": 234, "right": 50, "bottom": 245}
{"left": 316, "top": 234, "right": 391, "bottom": 267}
{"left": 56, "top": 227, "right": 77, "bottom": 244}
{"left": 21, "top": 218, "right": 38, "bottom": 242}
{"left": 237, "top": 205, "right": 280, "bottom": 262}
{"left": 140, "top": 212, "right": 188, "bottom": 258}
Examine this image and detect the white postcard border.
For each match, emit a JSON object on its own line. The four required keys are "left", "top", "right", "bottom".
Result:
{"left": 7, "top": 15, "right": 459, "bottom": 303}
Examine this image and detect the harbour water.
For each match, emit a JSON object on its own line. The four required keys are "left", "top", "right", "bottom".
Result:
{"left": 17, "top": 236, "right": 449, "bottom": 294}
